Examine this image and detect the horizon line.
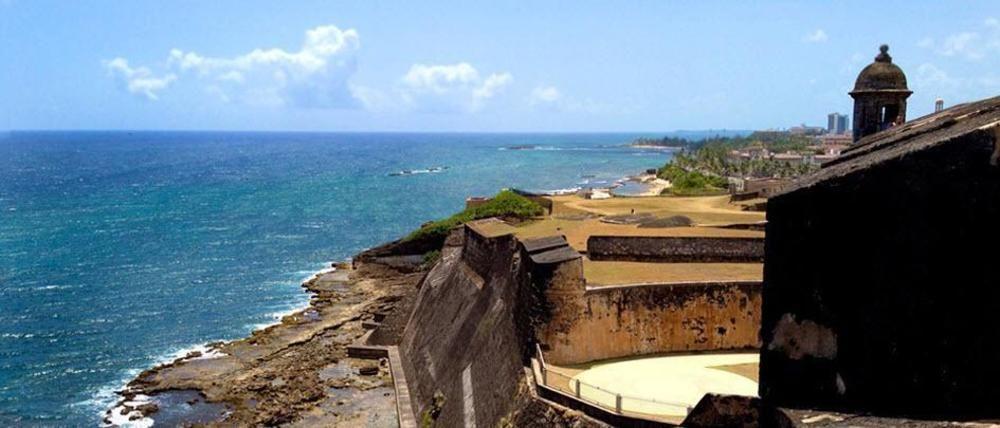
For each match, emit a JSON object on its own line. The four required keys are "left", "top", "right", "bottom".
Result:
{"left": 2, "top": 128, "right": 759, "bottom": 135}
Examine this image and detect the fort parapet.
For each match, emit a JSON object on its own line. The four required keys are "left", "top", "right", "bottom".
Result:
{"left": 587, "top": 235, "right": 764, "bottom": 263}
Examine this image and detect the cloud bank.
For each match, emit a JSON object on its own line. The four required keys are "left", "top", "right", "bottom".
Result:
{"left": 104, "top": 25, "right": 513, "bottom": 113}
{"left": 918, "top": 17, "right": 1000, "bottom": 61}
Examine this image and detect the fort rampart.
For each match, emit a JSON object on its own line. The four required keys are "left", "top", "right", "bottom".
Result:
{"left": 587, "top": 236, "right": 764, "bottom": 263}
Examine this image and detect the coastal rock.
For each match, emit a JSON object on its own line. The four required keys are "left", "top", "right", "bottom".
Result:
{"left": 108, "top": 260, "right": 425, "bottom": 427}
{"left": 135, "top": 403, "right": 159, "bottom": 415}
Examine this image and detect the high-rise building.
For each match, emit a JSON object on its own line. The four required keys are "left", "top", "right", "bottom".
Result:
{"left": 827, "top": 113, "right": 849, "bottom": 134}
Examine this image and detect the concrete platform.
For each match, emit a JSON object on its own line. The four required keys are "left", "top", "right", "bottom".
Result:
{"left": 553, "top": 352, "right": 759, "bottom": 420}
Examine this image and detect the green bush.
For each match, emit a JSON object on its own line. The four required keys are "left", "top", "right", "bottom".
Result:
{"left": 658, "top": 161, "right": 729, "bottom": 196}
{"left": 404, "top": 190, "right": 544, "bottom": 242}
{"left": 656, "top": 163, "right": 687, "bottom": 182}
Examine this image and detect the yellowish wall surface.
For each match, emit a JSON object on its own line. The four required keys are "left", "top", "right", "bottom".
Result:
{"left": 539, "top": 279, "right": 761, "bottom": 366}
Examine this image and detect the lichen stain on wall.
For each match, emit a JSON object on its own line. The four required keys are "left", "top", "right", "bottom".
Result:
{"left": 767, "top": 313, "right": 837, "bottom": 360}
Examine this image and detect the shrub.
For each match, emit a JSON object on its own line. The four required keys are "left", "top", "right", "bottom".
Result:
{"left": 404, "top": 190, "right": 544, "bottom": 242}
{"left": 422, "top": 250, "right": 441, "bottom": 267}
{"left": 658, "top": 161, "right": 729, "bottom": 196}
{"left": 656, "top": 163, "right": 687, "bottom": 182}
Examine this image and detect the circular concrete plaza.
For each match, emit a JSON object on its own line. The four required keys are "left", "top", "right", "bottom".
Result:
{"left": 570, "top": 352, "right": 759, "bottom": 419}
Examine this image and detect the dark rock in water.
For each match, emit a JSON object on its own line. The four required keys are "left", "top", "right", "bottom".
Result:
{"left": 506, "top": 145, "right": 537, "bottom": 150}
{"left": 135, "top": 402, "right": 159, "bottom": 415}
{"left": 147, "top": 390, "right": 228, "bottom": 427}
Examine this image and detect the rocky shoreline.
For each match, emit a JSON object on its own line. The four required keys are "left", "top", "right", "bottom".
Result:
{"left": 104, "top": 258, "right": 424, "bottom": 427}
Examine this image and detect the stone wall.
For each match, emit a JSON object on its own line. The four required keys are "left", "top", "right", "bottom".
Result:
{"left": 539, "top": 280, "right": 762, "bottom": 365}
{"left": 760, "top": 134, "right": 1000, "bottom": 418}
{"left": 397, "top": 226, "right": 544, "bottom": 427}
{"left": 587, "top": 236, "right": 764, "bottom": 263}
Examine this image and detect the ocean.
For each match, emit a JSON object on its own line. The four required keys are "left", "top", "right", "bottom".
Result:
{"left": 0, "top": 131, "right": 736, "bottom": 426}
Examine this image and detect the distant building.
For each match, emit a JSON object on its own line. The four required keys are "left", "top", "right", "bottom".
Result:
{"left": 826, "top": 113, "right": 849, "bottom": 134}
{"left": 818, "top": 133, "right": 852, "bottom": 146}
{"left": 936, "top": 98, "right": 945, "bottom": 112}
{"left": 789, "top": 124, "right": 826, "bottom": 136}
{"left": 849, "top": 45, "right": 912, "bottom": 142}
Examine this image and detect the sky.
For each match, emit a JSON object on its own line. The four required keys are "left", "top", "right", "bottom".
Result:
{"left": 1, "top": 0, "right": 998, "bottom": 132}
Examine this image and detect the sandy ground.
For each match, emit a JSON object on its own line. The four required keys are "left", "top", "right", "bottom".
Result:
{"left": 583, "top": 259, "right": 763, "bottom": 285}
{"left": 550, "top": 194, "right": 764, "bottom": 222}
{"left": 553, "top": 352, "right": 759, "bottom": 420}
{"left": 507, "top": 194, "right": 764, "bottom": 251}
{"left": 106, "top": 262, "right": 423, "bottom": 427}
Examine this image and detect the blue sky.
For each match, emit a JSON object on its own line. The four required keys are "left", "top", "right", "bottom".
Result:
{"left": 1, "top": 1, "right": 998, "bottom": 132}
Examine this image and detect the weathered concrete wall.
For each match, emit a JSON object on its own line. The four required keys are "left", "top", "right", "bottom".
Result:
{"left": 587, "top": 236, "right": 764, "bottom": 263}
{"left": 761, "top": 133, "right": 1000, "bottom": 418}
{"left": 462, "top": 224, "right": 509, "bottom": 281}
{"left": 540, "top": 280, "right": 762, "bottom": 365}
{"left": 398, "top": 226, "right": 541, "bottom": 427}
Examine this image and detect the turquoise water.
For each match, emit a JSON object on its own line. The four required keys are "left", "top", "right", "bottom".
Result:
{"left": 0, "top": 131, "right": 703, "bottom": 426}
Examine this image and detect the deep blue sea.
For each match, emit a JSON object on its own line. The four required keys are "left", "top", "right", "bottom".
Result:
{"left": 0, "top": 131, "right": 739, "bottom": 426}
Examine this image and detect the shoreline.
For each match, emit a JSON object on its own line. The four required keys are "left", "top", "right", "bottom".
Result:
{"left": 98, "top": 262, "right": 337, "bottom": 426}
{"left": 103, "top": 257, "right": 424, "bottom": 427}
{"left": 101, "top": 263, "right": 338, "bottom": 427}
{"left": 101, "top": 161, "right": 672, "bottom": 426}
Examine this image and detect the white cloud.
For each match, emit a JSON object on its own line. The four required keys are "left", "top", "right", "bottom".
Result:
{"left": 987, "top": 17, "right": 1000, "bottom": 29}
{"left": 803, "top": 29, "right": 828, "bottom": 43}
{"left": 529, "top": 85, "right": 562, "bottom": 105}
{"left": 525, "top": 84, "right": 630, "bottom": 115}
{"left": 103, "top": 58, "right": 177, "bottom": 100}
{"left": 912, "top": 62, "right": 1000, "bottom": 103}
{"left": 474, "top": 73, "right": 514, "bottom": 100}
{"left": 400, "top": 63, "right": 512, "bottom": 112}
{"left": 104, "top": 25, "right": 514, "bottom": 113}
{"left": 106, "top": 25, "right": 363, "bottom": 107}
{"left": 914, "top": 63, "right": 959, "bottom": 88}
{"left": 168, "top": 25, "right": 362, "bottom": 107}
{"left": 919, "top": 18, "right": 1000, "bottom": 61}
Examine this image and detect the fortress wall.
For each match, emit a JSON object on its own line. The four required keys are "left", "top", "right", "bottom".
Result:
{"left": 539, "top": 281, "right": 762, "bottom": 365}
{"left": 397, "top": 226, "right": 538, "bottom": 427}
{"left": 587, "top": 236, "right": 764, "bottom": 263}
{"left": 462, "top": 225, "right": 509, "bottom": 280}
{"left": 760, "top": 137, "right": 1000, "bottom": 416}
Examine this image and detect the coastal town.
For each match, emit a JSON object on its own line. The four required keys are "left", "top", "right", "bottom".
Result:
{"left": 98, "top": 43, "right": 1000, "bottom": 428}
